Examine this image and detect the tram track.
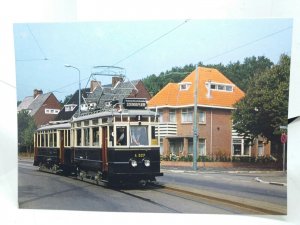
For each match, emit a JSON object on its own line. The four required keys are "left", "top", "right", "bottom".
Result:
{"left": 70, "top": 173, "right": 286, "bottom": 214}
{"left": 32, "top": 167, "right": 286, "bottom": 214}
{"left": 150, "top": 183, "right": 286, "bottom": 215}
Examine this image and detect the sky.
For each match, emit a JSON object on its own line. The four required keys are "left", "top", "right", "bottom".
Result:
{"left": 14, "top": 19, "right": 292, "bottom": 102}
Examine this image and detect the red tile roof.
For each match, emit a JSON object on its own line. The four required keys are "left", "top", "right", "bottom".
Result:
{"left": 148, "top": 67, "right": 245, "bottom": 109}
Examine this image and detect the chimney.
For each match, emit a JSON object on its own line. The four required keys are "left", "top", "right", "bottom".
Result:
{"left": 112, "top": 76, "right": 123, "bottom": 87}
{"left": 33, "top": 89, "right": 43, "bottom": 98}
{"left": 90, "top": 80, "right": 101, "bottom": 92}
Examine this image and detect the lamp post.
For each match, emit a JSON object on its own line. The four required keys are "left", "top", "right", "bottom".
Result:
{"left": 64, "top": 64, "right": 81, "bottom": 116}
{"left": 193, "top": 65, "right": 199, "bottom": 171}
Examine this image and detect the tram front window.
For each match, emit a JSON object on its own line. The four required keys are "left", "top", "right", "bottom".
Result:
{"left": 130, "top": 126, "right": 148, "bottom": 146}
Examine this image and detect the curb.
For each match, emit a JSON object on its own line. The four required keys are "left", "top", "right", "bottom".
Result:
{"left": 255, "top": 177, "right": 287, "bottom": 186}
{"left": 161, "top": 183, "right": 286, "bottom": 215}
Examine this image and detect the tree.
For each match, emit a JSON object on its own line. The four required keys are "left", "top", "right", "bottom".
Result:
{"left": 232, "top": 54, "right": 290, "bottom": 154}
{"left": 213, "top": 56, "right": 274, "bottom": 91}
{"left": 63, "top": 94, "right": 73, "bottom": 105}
{"left": 18, "top": 110, "right": 36, "bottom": 154}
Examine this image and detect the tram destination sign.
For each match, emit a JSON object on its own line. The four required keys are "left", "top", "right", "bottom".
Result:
{"left": 123, "top": 98, "right": 147, "bottom": 109}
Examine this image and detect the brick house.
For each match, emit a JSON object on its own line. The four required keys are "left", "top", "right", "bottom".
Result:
{"left": 17, "top": 89, "right": 62, "bottom": 128}
{"left": 147, "top": 67, "right": 271, "bottom": 158}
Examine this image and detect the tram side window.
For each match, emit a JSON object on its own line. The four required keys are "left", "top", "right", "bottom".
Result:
{"left": 45, "top": 132, "right": 49, "bottom": 147}
{"left": 130, "top": 126, "right": 148, "bottom": 146}
{"left": 83, "top": 128, "right": 90, "bottom": 146}
{"left": 66, "top": 130, "right": 70, "bottom": 146}
{"left": 41, "top": 132, "right": 44, "bottom": 147}
{"left": 49, "top": 132, "right": 53, "bottom": 147}
{"left": 151, "top": 126, "right": 158, "bottom": 145}
{"left": 116, "top": 126, "right": 127, "bottom": 146}
{"left": 53, "top": 132, "right": 57, "bottom": 147}
{"left": 92, "top": 127, "right": 99, "bottom": 146}
{"left": 76, "top": 129, "right": 82, "bottom": 146}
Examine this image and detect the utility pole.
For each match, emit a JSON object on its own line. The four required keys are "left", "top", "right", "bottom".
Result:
{"left": 193, "top": 65, "right": 198, "bottom": 171}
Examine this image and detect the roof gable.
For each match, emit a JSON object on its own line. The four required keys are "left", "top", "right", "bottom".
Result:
{"left": 28, "top": 93, "right": 52, "bottom": 116}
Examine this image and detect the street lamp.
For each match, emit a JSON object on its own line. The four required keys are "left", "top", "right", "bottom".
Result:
{"left": 64, "top": 64, "right": 81, "bottom": 116}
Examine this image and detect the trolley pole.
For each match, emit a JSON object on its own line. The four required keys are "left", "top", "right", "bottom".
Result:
{"left": 193, "top": 65, "right": 198, "bottom": 171}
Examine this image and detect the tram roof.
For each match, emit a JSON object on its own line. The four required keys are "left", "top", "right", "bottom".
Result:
{"left": 37, "top": 122, "right": 71, "bottom": 131}
{"left": 72, "top": 109, "right": 157, "bottom": 122}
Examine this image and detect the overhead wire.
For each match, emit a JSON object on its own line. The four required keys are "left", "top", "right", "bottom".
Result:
{"left": 203, "top": 26, "right": 292, "bottom": 63}
{"left": 113, "top": 19, "right": 191, "bottom": 66}
{"left": 16, "top": 21, "right": 292, "bottom": 98}
{"left": 25, "top": 24, "right": 48, "bottom": 61}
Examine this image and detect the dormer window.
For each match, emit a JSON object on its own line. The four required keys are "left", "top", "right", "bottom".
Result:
{"left": 65, "top": 104, "right": 77, "bottom": 112}
{"left": 206, "top": 82, "right": 233, "bottom": 92}
{"left": 179, "top": 82, "right": 191, "bottom": 91}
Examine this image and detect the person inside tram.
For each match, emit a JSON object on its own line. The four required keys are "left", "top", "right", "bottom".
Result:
{"left": 116, "top": 127, "right": 126, "bottom": 145}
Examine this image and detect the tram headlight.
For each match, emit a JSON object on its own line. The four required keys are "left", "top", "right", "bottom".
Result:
{"left": 143, "top": 159, "right": 151, "bottom": 167}
{"left": 130, "top": 159, "right": 138, "bottom": 168}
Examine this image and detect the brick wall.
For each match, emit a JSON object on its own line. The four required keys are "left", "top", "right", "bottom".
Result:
{"left": 128, "top": 80, "right": 152, "bottom": 100}
{"left": 34, "top": 94, "right": 62, "bottom": 127}
{"left": 162, "top": 107, "right": 232, "bottom": 156}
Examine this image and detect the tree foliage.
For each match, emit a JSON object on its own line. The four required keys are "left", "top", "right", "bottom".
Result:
{"left": 232, "top": 54, "right": 290, "bottom": 143}
{"left": 18, "top": 110, "right": 36, "bottom": 152}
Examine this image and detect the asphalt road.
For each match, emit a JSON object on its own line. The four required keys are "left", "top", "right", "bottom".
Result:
{"left": 18, "top": 159, "right": 286, "bottom": 214}
{"left": 158, "top": 169, "right": 287, "bottom": 207}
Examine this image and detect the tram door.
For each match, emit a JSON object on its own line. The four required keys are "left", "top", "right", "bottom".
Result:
{"left": 101, "top": 126, "right": 108, "bottom": 172}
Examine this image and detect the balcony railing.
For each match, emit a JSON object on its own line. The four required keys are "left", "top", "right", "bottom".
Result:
{"left": 156, "top": 122, "right": 177, "bottom": 137}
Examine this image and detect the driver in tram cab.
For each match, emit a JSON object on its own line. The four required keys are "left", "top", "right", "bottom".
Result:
{"left": 117, "top": 127, "right": 126, "bottom": 145}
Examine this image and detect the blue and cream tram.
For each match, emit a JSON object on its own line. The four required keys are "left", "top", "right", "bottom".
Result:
{"left": 33, "top": 122, "right": 73, "bottom": 174}
{"left": 33, "top": 98, "right": 163, "bottom": 185}
{"left": 72, "top": 98, "right": 163, "bottom": 184}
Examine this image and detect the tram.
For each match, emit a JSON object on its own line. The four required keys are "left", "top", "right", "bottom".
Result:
{"left": 33, "top": 98, "right": 163, "bottom": 185}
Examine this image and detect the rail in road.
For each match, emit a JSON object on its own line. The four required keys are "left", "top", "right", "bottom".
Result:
{"left": 155, "top": 183, "right": 286, "bottom": 215}
{"left": 19, "top": 160, "right": 286, "bottom": 214}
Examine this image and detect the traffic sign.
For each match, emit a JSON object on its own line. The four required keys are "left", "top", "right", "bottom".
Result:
{"left": 281, "top": 133, "right": 287, "bottom": 144}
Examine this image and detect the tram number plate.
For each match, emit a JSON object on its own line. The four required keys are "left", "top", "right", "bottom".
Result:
{"left": 135, "top": 153, "right": 145, "bottom": 158}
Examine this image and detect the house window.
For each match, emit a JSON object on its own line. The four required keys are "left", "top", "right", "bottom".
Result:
{"left": 169, "top": 139, "right": 183, "bottom": 155}
{"left": 199, "top": 111, "right": 206, "bottom": 123}
{"left": 226, "top": 86, "right": 233, "bottom": 92}
{"left": 45, "top": 108, "right": 60, "bottom": 114}
{"left": 169, "top": 109, "right": 176, "bottom": 123}
{"left": 258, "top": 141, "right": 264, "bottom": 156}
{"left": 65, "top": 104, "right": 77, "bottom": 112}
{"left": 233, "top": 139, "right": 242, "bottom": 155}
{"left": 158, "top": 110, "right": 163, "bottom": 123}
{"left": 181, "top": 108, "right": 193, "bottom": 123}
{"left": 199, "top": 139, "right": 206, "bottom": 156}
{"left": 179, "top": 82, "right": 191, "bottom": 91}
{"left": 206, "top": 82, "right": 233, "bottom": 92}
{"left": 217, "top": 84, "right": 225, "bottom": 91}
